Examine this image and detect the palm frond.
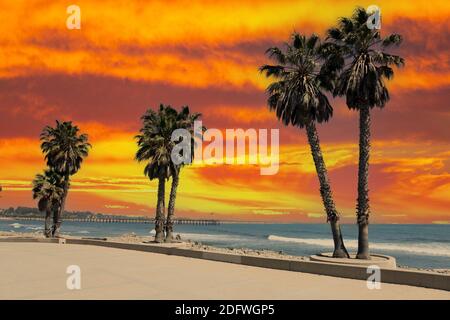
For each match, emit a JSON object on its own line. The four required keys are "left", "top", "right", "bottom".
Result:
{"left": 382, "top": 33, "right": 403, "bottom": 47}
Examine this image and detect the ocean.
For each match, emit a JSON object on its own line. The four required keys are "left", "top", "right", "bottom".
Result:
{"left": 1, "top": 219, "right": 449, "bottom": 269}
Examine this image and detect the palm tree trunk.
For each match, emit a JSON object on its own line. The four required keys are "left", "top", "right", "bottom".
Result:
{"left": 38, "top": 198, "right": 52, "bottom": 238}
{"left": 44, "top": 208, "right": 52, "bottom": 238}
{"left": 52, "top": 175, "right": 69, "bottom": 238}
{"left": 356, "top": 105, "right": 371, "bottom": 259}
{"left": 165, "top": 168, "right": 180, "bottom": 242}
{"left": 305, "top": 121, "right": 349, "bottom": 258}
{"left": 154, "top": 175, "right": 166, "bottom": 243}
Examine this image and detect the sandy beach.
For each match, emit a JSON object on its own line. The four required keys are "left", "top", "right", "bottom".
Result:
{"left": 0, "top": 240, "right": 449, "bottom": 300}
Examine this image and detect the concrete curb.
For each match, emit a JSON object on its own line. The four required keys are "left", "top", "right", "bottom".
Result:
{"left": 1, "top": 237, "right": 449, "bottom": 291}
{"left": 0, "top": 237, "right": 60, "bottom": 244}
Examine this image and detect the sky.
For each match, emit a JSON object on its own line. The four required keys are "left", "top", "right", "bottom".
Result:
{"left": 0, "top": 0, "right": 449, "bottom": 223}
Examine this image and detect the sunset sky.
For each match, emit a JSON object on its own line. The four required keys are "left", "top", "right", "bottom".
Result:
{"left": 0, "top": 0, "right": 449, "bottom": 223}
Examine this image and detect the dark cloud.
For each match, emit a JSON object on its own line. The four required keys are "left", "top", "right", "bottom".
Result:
{"left": 384, "top": 17, "right": 450, "bottom": 61}
{"left": 315, "top": 87, "right": 450, "bottom": 143}
{"left": 0, "top": 74, "right": 267, "bottom": 137}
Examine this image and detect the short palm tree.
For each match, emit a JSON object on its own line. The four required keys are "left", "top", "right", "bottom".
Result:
{"left": 136, "top": 105, "right": 178, "bottom": 243}
{"left": 165, "top": 106, "right": 202, "bottom": 242}
{"left": 326, "top": 7, "right": 404, "bottom": 259}
{"left": 260, "top": 32, "right": 349, "bottom": 258}
{"left": 32, "top": 169, "right": 64, "bottom": 237}
{"left": 40, "top": 121, "right": 91, "bottom": 237}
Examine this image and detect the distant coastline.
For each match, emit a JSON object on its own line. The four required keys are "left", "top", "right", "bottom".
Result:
{"left": 0, "top": 206, "right": 307, "bottom": 224}
{"left": 0, "top": 206, "right": 144, "bottom": 220}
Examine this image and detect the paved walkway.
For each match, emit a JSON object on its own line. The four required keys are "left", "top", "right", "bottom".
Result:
{"left": 0, "top": 243, "right": 448, "bottom": 299}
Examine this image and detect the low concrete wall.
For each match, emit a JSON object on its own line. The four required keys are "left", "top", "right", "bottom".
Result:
{"left": 1, "top": 237, "right": 449, "bottom": 291}
{"left": 0, "top": 237, "right": 59, "bottom": 244}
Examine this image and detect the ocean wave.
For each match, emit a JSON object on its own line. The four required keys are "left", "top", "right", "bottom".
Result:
{"left": 9, "top": 223, "right": 23, "bottom": 229}
{"left": 147, "top": 230, "right": 239, "bottom": 242}
{"left": 267, "top": 235, "right": 450, "bottom": 257}
{"left": 25, "top": 226, "right": 44, "bottom": 231}
{"left": 146, "top": 229, "right": 241, "bottom": 243}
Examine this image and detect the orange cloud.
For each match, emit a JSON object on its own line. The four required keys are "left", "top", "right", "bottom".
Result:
{"left": 1, "top": 1, "right": 449, "bottom": 90}
{"left": 1, "top": 128, "right": 448, "bottom": 223}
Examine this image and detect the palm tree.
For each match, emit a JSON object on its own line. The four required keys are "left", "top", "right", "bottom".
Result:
{"left": 136, "top": 105, "right": 178, "bottom": 243}
{"left": 165, "top": 106, "right": 203, "bottom": 242}
{"left": 32, "top": 169, "right": 64, "bottom": 237}
{"left": 260, "top": 33, "right": 349, "bottom": 258}
{"left": 326, "top": 7, "right": 404, "bottom": 259}
{"left": 40, "top": 121, "right": 91, "bottom": 237}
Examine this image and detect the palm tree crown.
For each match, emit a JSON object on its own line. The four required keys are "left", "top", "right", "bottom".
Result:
{"left": 40, "top": 120, "right": 91, "bottom": 175}
{"left": 135, "top": 104, "right": 179, "bottom": 180}
{"left": 32, "top": 169, "right": 64, "bottom": 212}
{"left": 325, "top": 7, "right": 404, "bottom": 109}
{"left": 260, "top": 33, "right": 335, "bottom": 128}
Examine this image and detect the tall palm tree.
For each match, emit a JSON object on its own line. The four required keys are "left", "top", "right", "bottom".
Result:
{"left": 32, "top": 169, "right": 64, "bottom": 238}
{"left": 326, "top": 7, "right": 404, "bottom": 259}
{"left": 165, "top": 106, "right": 203, "bottom": 242}
{"left": 260, "top": 33, "right": 349, "bottom": 258}
{"left": 40, "top": 121, "right": 91, "bottom": 237}
{"left": 136, "top": 105, "right": 178, "bottom": 243}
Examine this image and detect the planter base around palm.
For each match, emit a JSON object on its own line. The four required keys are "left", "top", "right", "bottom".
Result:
{"left": 332, "top": 248, "right": 349, "bottom": 258}
{"left": 356, "top": 252, "right": 371, "bottom": 260}
{"left": 310, "top": 252, "right": 396, "bottom": 268}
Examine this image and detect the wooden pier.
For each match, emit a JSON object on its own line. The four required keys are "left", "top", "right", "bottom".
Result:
{"left": 6, "top": 216, "right": 221, "bottom": 225}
